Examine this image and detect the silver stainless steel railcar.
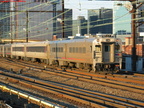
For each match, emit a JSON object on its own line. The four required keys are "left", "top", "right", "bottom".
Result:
{"left": 0, "top": 35, "right": 122, "bottom": 72}
{"left": 49, "top": 35, "right": 122, "bottom": 71}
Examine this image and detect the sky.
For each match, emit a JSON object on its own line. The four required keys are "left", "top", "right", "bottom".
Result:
{"left": 65, "top": 0, "right": 114, "bottom": 19}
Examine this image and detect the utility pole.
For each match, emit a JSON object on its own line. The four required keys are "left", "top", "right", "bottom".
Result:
{"left": 130, "top": 0, "right": 137, "bottom": 71}
{"left": 15, "top": 2, "right": 18, "bottom": 39}
{"left": 26, "top": 11, "right": 29, "bottom": 43}
{"left": 118, "top": 0, "right": 143, "bottom": 71}
{"left": 53, "top": 2, "right": 57, "bottom": 36}
{"left": 129, "top": 0, "right": 143, "bottom": 71}
{"left": 62, "top": 0, "right": 65, "bottom": 38}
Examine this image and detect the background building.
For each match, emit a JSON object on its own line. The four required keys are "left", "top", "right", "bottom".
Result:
{"left": 0, "top": 0, "right": 64, "bottom": 41}
{"left": 63, "top": 9, "right": 72, "bottom": 37}
{"left": 73, "top": 16, "right": 87, "bottom": 36}
{"left": 87, "top": 7, "right": 113, "bottom": 35}
{"left": 56, "top": 8, "right": 73, "bottom": 38}
{"left": 113, "top": 1, "right": 131, "bottom": 35}
{"left": 0, "top": 2, "right": 11, "bottom": 39}
{"left": 113, "top": 1, "right": 144, "bottom": 43}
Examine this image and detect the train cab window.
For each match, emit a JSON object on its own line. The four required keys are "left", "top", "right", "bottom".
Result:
{"left": 7, "top": 48, "right": 11, "bottom": 51}
{"left": 105, "top": 45, "right": 110, "bottom": 52}
{"left": 95, "top": 45, "right": 101, "bottom": 52}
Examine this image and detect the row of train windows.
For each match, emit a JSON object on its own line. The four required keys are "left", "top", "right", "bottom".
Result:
{"left": 27, "top": 47, "right": 46, "bottom": 52}
{"left": 52, "top": 47, "right": 63, "bottom": 52}
{"left": 1, "top": 47, "right": 86, "bottom": 53}
{"left": 69, "top": 47, "right": 86, "bottom": 53}
{"left": 12, "top": 47, "right": 24, "bottom": 51}
{"left": 12, "top": 47, "right": 46, "bottom": 52}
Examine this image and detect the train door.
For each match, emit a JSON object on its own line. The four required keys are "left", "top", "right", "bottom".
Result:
{"left": 103, "top": 43, "right": 114, "bottom": 62}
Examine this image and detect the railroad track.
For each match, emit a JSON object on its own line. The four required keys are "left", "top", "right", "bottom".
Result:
{"left": 1, "top": 57, "right": 144, "bottom": 85}
{"left": 0, "top": 57, "right": 144, "bottom": 100}
{"left": 0, "top": 71, "right": 144, "bottom": 108}
{"left": 0, "top": 58, "right": 144, "bottom": 95}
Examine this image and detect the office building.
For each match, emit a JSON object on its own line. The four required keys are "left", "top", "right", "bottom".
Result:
{"left": 0, "top": 2, "right": 11, "bottom": 39}
{"left": 0, "top": 0, "right": 63, "bottom": 41}
{"left": 87, "top": 7, "right": 113, "bottom": 35}
{"left": 73, "top": 16, "right": 87, "bottom": 36}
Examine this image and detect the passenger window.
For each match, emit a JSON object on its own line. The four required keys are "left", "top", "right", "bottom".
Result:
{"left": 79, "top": 47, "right": 82, "bottom": 53}
{"left": 73, "top": 47, "right": 75, "bottom": 53}
{"left": 95, "top": 45, "right": 101, "bottom": 52}
{"left": 83, "top": 47, "right": 86, "bottom": 53}
{"left": 69, "top": 47, "right": 71, "bottom": 53}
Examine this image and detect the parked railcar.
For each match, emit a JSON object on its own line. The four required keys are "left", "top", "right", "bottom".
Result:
{"left": 0, "top": 35, "right": 122, "bottom": 72}
{"left": 25, "top": 41, "right": 49, "bottom": 63}
{"left": 11, "top": 43, "right": 26, "bottom": 60}
{"left": 4, "top": 44, "right": 12, "bottom": 58}
{"left": 0, "top": 45, "right": 4, "bottom": 57}
{"left": 49, "top": 35, "right": 122, "bottom": 71}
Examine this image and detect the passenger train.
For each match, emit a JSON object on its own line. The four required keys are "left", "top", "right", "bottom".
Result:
{"left": 0, "top": 34, "right": 122, "bottom": 72}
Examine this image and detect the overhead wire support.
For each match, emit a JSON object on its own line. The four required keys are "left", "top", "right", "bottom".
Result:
{"left": 62, "top": 0, "right": 64, "bottom": 38}
{"left": 129, "top": 0, "right": 143, "bottom": 71}
{"left": 26, "top": 11, "right": 28, "bottom": 43}
{"left": 117, "top": 0, "right": 143, "bottom": 71}
{"left": 15, "top": 1, "right": 18, "bottom": 39}
{"left": 131, "top": 0, "right": 137, "bottom": 72}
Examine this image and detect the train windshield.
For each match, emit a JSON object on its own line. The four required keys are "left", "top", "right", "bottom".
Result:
{"left": 95, "top": 45, "right": 101, "bottom": 52}
{"left": 105, "top": 45, "right": 110, "bottom": 52}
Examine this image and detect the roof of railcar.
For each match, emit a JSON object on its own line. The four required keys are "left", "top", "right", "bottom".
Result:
{"left": 49, "top": 37, "right": 96, "bottom": 44}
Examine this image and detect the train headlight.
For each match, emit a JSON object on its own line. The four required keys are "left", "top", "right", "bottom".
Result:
{"left": 106, "top": 39, "right": 110, "bottom": 42}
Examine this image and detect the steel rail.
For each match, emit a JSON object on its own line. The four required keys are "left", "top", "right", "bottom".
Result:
{"left": 0, "top": 85, "right": 63, "bottom": 108}
{"left": 0, "top": 58, "right": 144, "bottom": 94}
{"left": 0, "top": 72, "right": 144, "bottom": 107}
{"left": 2, "top": 58, "right": 144, "bottom": 86}
{"left": 0, "top": 74, "right": 107, "bottom": 108}
{"left": 0, "top": 74, "right": 143, "bottom": 108}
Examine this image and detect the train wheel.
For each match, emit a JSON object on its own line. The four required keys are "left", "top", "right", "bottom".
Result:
{"left": 79, "top": 63, "right": 84, "bottom": 69}
{"left": 55, "top": 60, "right": 59, "bottom": 67}
{"left": 52, "top": 60, "right": 59, "bottom": 67}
